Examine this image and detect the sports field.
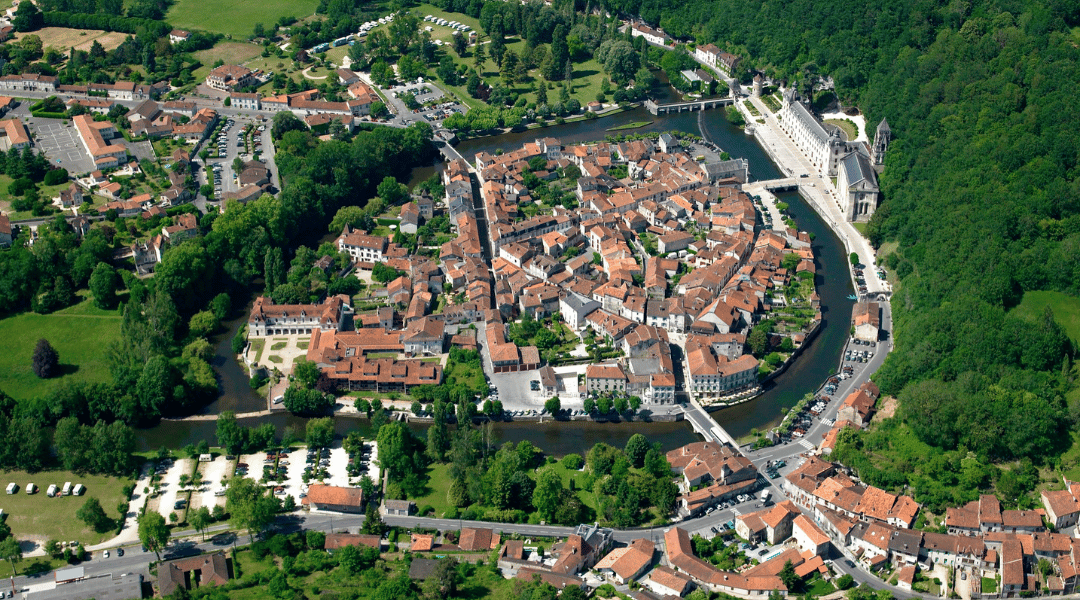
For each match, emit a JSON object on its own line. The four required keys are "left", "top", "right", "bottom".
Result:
{"left": 0, "top": 299, "right": 122, "bottom": 401}
{"left": 166, "top": 0, "right": 321, "bottom": 39}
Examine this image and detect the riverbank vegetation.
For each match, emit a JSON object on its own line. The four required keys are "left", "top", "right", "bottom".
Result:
{"left": 379, "top": 416, "right": 678, "bottom": 528}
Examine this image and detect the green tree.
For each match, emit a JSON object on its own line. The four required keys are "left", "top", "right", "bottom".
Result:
{"left": 76, "top": 497, "right": 111, "bottom": 532}
{"left": 625, "top": 434, "right": 650, "bottom": 468}
{"left": 89, "top": 262, "right": 120, "bottom": 309}
{"left": 292, "top": 359, "right": 321, "bottom": 389}
{"left": 283, "top": 385, "right": 332, "bottom": 416}
{"left": 190, "top": 506, "right": 212, "bottom": 541}
{"left": 137, "top": 511, "right": 170, "bottom": 560}
{"left": 532, "top": 467, "right": 563, "bottom": 523}
{"left": 226, "top": 476, "right": 279, "bottom": 542}
{"left": 32, "top": 338, "right": 59, "bottom": 379}
{"left": 421, "top": 557, "right": 459, "bottom": 600}
{"left": 216, "top": 411, "right": 247, "bottom": 455}
{"left": 188, "top": 310, "right": 219, "bottom": 338}
{"left": 339, "top": 543, "right": 380, "bottom": 574}
{"left": 0, "top": 537, "right": 22, "bottom": 575}
{"left": 305, "top": 417, "right": 334, "bottom": 449}
{"left": 544, "top": 396, "right": 561, "bottom": 415}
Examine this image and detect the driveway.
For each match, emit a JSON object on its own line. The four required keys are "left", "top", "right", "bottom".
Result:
{"left": 28, "top": 119, "right": 96, "bottom": 174}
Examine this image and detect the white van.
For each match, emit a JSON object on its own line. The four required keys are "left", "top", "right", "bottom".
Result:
{"left": 25, "top": 483, "right": 35, "bottom": 495}
{"left": 5, "top": 483, "right": 15, "bottom": 495}
{"left": 199, "top": 454, "right": 212, "bottom": 463}
{"left": 73, "top": 484, "right": 85, "bottom": 496}
{"left": 47, "top": 484, "right": 58, "bottom": 497}
{"left": 62, "top": 482, "right": 73, "bottom": 496}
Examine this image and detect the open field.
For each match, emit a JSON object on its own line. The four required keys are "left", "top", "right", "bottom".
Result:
{"left": 13, "top": 28, "right": 128, "bottom": 53}
{"left": 166, "top": 0, "right": 321, "bottom": 39}
{"left": 0, "top": 469, "right": 132, "bottom": 551}
{"left": 0, "top": 299, "right": 122, "bottom": 401}
{"left": 1013, "top": 290, "right": 1080, "bottom": 342}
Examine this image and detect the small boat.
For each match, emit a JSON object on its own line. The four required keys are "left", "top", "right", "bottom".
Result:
{"left": 846, "top": 294, "right": 857, "bottom": 300}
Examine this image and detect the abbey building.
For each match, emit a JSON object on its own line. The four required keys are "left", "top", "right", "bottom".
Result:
{"left": 778, "top": 89, "right": 890, "bottom": 222}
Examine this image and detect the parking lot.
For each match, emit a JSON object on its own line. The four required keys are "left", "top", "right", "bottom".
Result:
{"left": 203, "top": 117, "right": 266, "bottom": 200}
{"left": 191, "top": 455, "right": 232, "bottom": 512}
{"left": 389, "top": 83, "right": 463, "bottom": 127}
{"left": 147, "top": 458, "right": 192, "bottom": 520}
{"left": 29, "top": 120, "right": 96, "bottom": 174}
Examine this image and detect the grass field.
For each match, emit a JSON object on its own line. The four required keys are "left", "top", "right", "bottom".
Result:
{"left": 166, "top": 0, "right": 321, "bottom": 39}
{"left": 1013, "top": 290, "right": 1080, "bottom": 342}
{"left": 0, "top": 469, "right": 132, "bottom": 557}
{"left": 13, "top": 28, "right": 128, "bottom": 52}
{"left": 0, "top": 300, "right": 122, "bottom": 401}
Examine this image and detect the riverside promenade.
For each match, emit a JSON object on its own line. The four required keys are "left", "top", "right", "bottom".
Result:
{"left": 738, "top": 95, "right": 890, "bottom": 297}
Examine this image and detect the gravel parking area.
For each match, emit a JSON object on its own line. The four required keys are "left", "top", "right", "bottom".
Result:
{"left": 282, "top": 448, "right": 308, "bottom": 504}
{"left": 362, "top": 442, "right": 379, "bottom": 484}
{"left": 153, "top": 458, "right": 192, "bottom": 519}
{"left": 191, "top": 456, "right": 231, "bottom": 512}
{"left": 325, "top": 444, "right": 350, "bottom": 488}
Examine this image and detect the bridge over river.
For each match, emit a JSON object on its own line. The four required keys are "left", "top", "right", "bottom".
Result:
{"left": 644, "top": 97, "right": 732, "bottom": 115}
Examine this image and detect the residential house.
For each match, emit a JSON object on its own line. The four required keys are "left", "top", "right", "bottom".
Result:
{"left": 158, "top": 552, "right": 230, "bottom": 597}
{"left": 301, "top": 484, "right": 364, "bottom": 513}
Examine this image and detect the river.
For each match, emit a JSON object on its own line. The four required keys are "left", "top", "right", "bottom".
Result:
{"left": 135, "top": 87, "right": 853, "bottom": 453}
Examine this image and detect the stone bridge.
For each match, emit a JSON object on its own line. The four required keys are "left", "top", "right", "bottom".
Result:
{"left": 644, "top": 97, "right": 733, "bottom": 115}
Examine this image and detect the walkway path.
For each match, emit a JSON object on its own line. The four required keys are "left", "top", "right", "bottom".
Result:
{"left": 86, "top": 463, "right": 154, "bottom": 551}
{"left": 739, "top": 95, "right": 890, "bottom": 297}
{"left": 163, "top": 410, "right": 272, "bottom": 422}
{"left": 301, "top": 66, "right": 328, "bottom": 80}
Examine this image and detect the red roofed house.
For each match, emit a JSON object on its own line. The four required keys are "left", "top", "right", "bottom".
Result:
{"left": 793, "top": 515, "right": 831, "bottom": 556}
{"left": 459, "top": 527, "right": 501, "bottom": 552}
{"left": 301, "top": 484, "right": 364, "bottom": 513}
{"left": 1042, "top": 486, "right": 1080, "bottom": 530}
{"left": 594, "top": 539, "right": 654, "bottom": 584}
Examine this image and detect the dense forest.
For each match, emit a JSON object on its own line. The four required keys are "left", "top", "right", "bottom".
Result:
{"left": 594, "top": 0, "right": 1080, "bottom": 501}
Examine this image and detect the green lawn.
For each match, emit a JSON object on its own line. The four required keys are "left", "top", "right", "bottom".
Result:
{"left": 409, "top": 461, "right": 455, "bottom": 517}
{"left": 824, "top": 118, "right": 859, "bottom": 140}
{"left": 167, "top": 0, "right": 321, "bottom": 39}
{"left": 0, "top": 469, "right": 132, "bottom": 559}
{"left": 444, "top": 356, "right": 484, "bottom": 392}
{"left": 0, "top": 300, "right": 122, "bottom": 401}
{"left": 1013, "top": 290, "right": 1080, "bottom": 342}
{"left": 982, "top": 577, "right": 997, "bottom": 593}
{"left": 248, "top": 338, "right": 266, "bottom": 363}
